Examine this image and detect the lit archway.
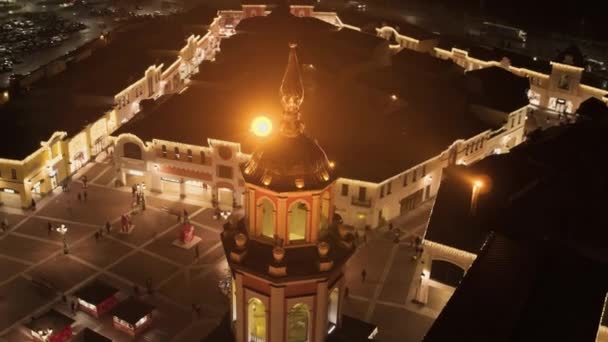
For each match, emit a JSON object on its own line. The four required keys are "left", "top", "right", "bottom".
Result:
{"left": 123, "top": 142, "right": 142, "bottom": 160}
{"left": 288, "top": 202, "right": 308, "bottom": 242}
{"left": 287, "top": 303, "right": 309, "bottom": 342}
{"left": 248, "top": 298, "right": 266, "bottom": 342}
{"left": 258, "top": 198, "right": 275, "bottom": 238}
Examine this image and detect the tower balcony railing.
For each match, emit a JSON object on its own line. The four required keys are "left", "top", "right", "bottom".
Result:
{"left": 351, "top": 196, "right": 372, "bottom": 208}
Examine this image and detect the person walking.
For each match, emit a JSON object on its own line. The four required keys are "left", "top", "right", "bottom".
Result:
{"left": 195, "top": 304, "right": 202, "bottom": 319}
{"left": 361, "top": 269, "right": 367, "bottom": 283}
{"left": 1, "top": 217, "right": 7, "bottom": 232}
{"left": 105, "top": 221, "right": 111, "bottom": 234}
{"left": 83, "top": 190, "right": 88, "bottom": 203}
{"left": 31, "top": 198, "right": 36, "bottom": 210}
{"left": 47, "top": 221, "right": 53, "bottom": 236}
{"left": 82, "top": 176, "right": 88, "bottom": 189}
{"left": 194, "top": 244, "right": 200, "bottom": 259}
{"left": 77, "top": 192, "right": 82, "bottom": 203}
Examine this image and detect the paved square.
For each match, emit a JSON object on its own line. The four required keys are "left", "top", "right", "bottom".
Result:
{"left": 110, "top": 251, "right": 179, "bottom": 288}
{"left": 27, "top": 254, "right": 96, "bottom": 292}
{"left": 0, "top": 258, "right": 28, "bottom": 283}
{"left": 0, "top": 234, "right": 59, "bottom": 263}
{"left": 109, "top": 208, "right": 178, "bottom": 247}
{"left": 145, "top": 225, "right": 213, "bottom": 266}
{"left": 70, "top": 235, "right": 133, "bottom": 268}
{"left": 0, "top": 277, "right": 56, "bottom": 331}
{"left": 14, "top": 217, "right": 96, "bottom": 244}
{"left": 36, "top": 185, "right": 133, "bottom": 225}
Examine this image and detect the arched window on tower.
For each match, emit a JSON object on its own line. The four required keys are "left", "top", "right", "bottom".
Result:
{"left": 248, "top": 298, "right": 266, "bottom": 342}
{"left": 288, "top": 202, "right": 308, "bottom": 242}
{"left": 258, "top": 198, "right": 275, "bottom": 238}
{"left": 287, "top": 303, "right": 309, "bottom": 342}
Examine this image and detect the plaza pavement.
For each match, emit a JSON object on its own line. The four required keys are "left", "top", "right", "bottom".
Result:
{"left": 0, "top": 158, "right": 447, "bottom": 341}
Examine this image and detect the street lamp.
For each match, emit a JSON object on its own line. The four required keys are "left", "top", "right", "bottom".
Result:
{"left": 56, "top": 224, "right": 68, "bottom": 254}
{"left": 470, "top": 180, "right": 483, "bottom": 215}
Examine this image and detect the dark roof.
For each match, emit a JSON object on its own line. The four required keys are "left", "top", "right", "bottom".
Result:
{"left": 423, "top": 168, "right": 490, "bottom": 254}
{"left": 115, "top": 12, "right": 496, "bottom": 183}
{"left": 555, "top": 44, "right": 586, "bottom": 68}
{"left": 424, "top": 233, "right": 608, "bottom": 342}
{"left": 73, "top": 328, "right": 112, "bottom": 342}
{"left": 436, "top": 38, "right": 552, "bottom": 74}
{"left": 111, "top": 297, "right": 155, "bottom": 325}
{"left": 577, "top": 96, "right": 608, "bottom": 120}
{"left": 73, "top": 280, "right": 119, "bottom": 306}
{"left": 327, "top": 315, "right": 378, "bottom": 342}
{"left": 0, "top": 8, "right": 217, "bottom": 160}
{"left": 465, "top": 66, "right": 530, "bottom": 113}
{"left": 337, "top": 10, "right": 438, "bottom": 41}
{"left": 24, "top": 309, "right": 75, "bottom": 332}
{"left": 581, "top": 71, "right": 608, "bottom": 90}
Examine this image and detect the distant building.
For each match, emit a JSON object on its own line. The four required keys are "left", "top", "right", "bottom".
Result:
{"left": 418, "top": 113, "right": 608, "bottom": 341}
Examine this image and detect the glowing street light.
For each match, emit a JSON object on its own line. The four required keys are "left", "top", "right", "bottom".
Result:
{"left": 251, "top": 116, "right": 272, "bottom": 137}
{"left": 56, "top": 224, "right": 69, "bottom": 254}
{"left": 470, "top": 179, "right": 484, "bottom": 215}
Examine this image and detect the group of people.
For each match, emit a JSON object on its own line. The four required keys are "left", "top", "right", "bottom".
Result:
{"left": 131, "top": 184, "right": 146, "bottom": 210}
{"left": 120, "top": 213, "right": 133, "bottom": 233}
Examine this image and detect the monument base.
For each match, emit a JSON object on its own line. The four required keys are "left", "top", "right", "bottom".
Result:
{"left": 172, "top": 236, "right": 201, "bottom": 249}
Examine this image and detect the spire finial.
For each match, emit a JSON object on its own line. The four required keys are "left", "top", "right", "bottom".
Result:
{"left": 279, "top": 43, "right": 305, "bottom": 137}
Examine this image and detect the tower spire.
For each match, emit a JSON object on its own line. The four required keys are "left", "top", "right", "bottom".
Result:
{"left": 279, "top": 43, "right": 304, "bottom": 137}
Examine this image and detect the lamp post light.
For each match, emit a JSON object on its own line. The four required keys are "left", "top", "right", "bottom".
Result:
{"left": 470, "top": 180, "right": 483, "bottom": 215}
{"left": 56, "top": 224, "right": 69, "bottom": 254}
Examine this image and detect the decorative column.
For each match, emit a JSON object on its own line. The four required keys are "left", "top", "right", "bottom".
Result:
{"left": 234, "top": 273, "right": 244, "bottom": 342}
{"left": 315, "top": 281, "right": 329, "bottom": 342}
{"left": 248, "top": 188, "right": 256, "bottom": 234}
{"left": 277, "top": 197, "right": 288, "bottom": 243}
{"left": 179, "top": 178, "right": 186, "bottom": 198}
{"left": 310, "top": 194, "right": 320, "bottom": 242}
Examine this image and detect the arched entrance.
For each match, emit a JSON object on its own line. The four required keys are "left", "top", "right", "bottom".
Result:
{"left": 218, "top": 187, "right": 234, "bottom": 210}
{"left": 320, "top": 191, "right": 331, "bottom": 231}
{"left": 257, "top": 198, "right": 275, "bottom": 238}
{"left": 248, "top": 298, "right": 266, "bottom": 342}
{"left": 430, "top": 259, "right": 465, "bottom": 288}
{"left": 123, "top": 142, "right": 142, "bottom": 160}
{"left": 287, "top": 303, "right": 309, "bottom": 342}
{"left": 288, "top": 202, "right": 308, "bottom": 242}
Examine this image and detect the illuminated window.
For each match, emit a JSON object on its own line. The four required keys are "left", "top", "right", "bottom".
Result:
{"left": 174, "top": 147, "right": 180, "bottom": 159}
{"left": 387, "top": 181, "right": 392, "bottom": 195}
{"left": 341, "top": 184, "right": 348, "bottom": 196}
{"left": 187, "top": 149, "right": 193, "bottom": 162}
{"left": 358, "top": 187, "right": 366, "bottom": 201}
{"left": 248, "top": 299, "right": 266, "bottom": 341}
{"left": 412, "top": 169, "right": 417, "bottom": 182}
{"left": 422, "top": 165, "right": 426, "bottom": 177}
{"left": 259, "top": 198, "right": 275, "bottom": 238}
{"left": 287, "top": 303, "right": 309, "bottom": 342}
{"left": 161, "top": 145, "right": 167, "bottom": 157}
{"left": 403, "top": 173, "right": 408, "bottom": 187}
{"left": 288, "top": 202, "right": 308, "bottom": 241}
{"left": 558, "top": 74, "right": 570, "bottom": 90}
{"left": 379, "top": 185, "right": 384, "bottom": 198}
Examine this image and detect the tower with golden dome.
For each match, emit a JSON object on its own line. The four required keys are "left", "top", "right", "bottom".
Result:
{"left": 221, "top": 44, "right": 356, "bottom": 342}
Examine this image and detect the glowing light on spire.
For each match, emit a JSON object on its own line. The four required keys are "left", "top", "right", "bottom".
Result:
{"left": 251, "top": 116, "right": 273, "bottom": 137}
